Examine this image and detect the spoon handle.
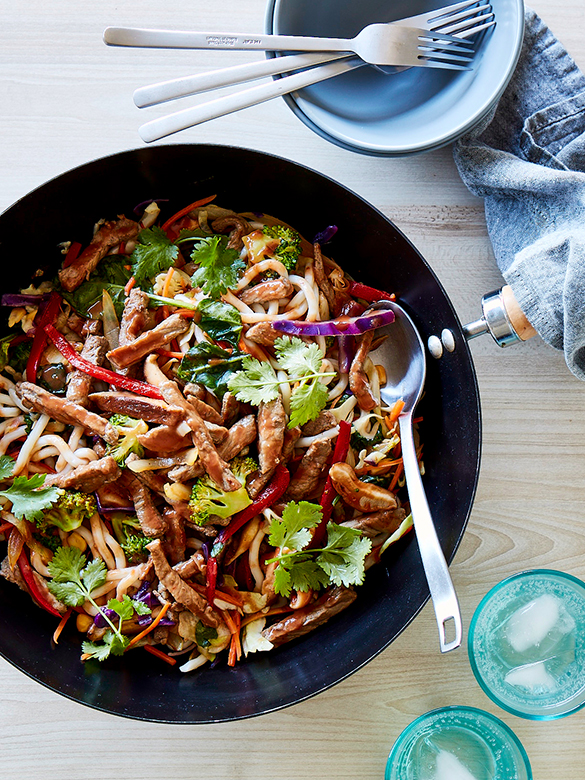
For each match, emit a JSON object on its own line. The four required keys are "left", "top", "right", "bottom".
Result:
{"left": 398, "top": 414, "right": 462, "bottom": 653}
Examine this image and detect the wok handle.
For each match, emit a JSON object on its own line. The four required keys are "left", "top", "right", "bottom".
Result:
{"left": 398, "top": 414, "right": 463, "bottom": 653}
{"left": 463, "top": 285, "right": 536, "bottom": 347}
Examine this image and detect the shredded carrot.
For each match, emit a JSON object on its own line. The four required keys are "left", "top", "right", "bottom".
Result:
{"left": 387, "top": 399, "right": 405, "bottom": 426}
{"left": 162, "top": 304, "right": 170, "bottom": 320}
{"left": 155, "top": 349, "right": 184, "bottom": 360}
{"left": 124, "top": 276, "right": 136, "bottom": 296}
{"left": 190, "top": 582, "right": 244, "bottom": 607}
{"left": 177, "top": 309, "right": 197, "bottom": 318}
{"left": 389, "top": 462, "right": 404, "bottom": 492}
{"left": 413, "top": 416, "right": 424, "bottom": 425}
{"left": 144, "top": 644, "right": 177, "bottom": 666}
{"left": 161, "top": 194, "right": 217, "bottom": 234}
{"left": 221, "top": 608, "right": 240, "bottom": 635}
{"left": 127, "top": 601, "right": 171, "bottom": 648}
{"left": 52, "top": 608, "right": 72, "bottom": 645}
{"left": 225, "top": 611, "right": 242, "bottom": 666}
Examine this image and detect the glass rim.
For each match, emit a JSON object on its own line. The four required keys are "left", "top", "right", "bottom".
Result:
{"left": 386, "top": 705, "right": 532, "bottom": 779}
{"left": 468, "top": 568, "right": 585, "bottom": 720}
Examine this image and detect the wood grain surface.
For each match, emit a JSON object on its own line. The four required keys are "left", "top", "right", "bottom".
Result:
{"left": 1, "top": 1, "right": 585, "bottom": 778}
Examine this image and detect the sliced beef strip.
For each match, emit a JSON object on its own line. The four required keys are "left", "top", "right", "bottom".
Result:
{"left": 58, "top": 217, "right": 140, "bottom": 292}
{"left": 220, "top": 392, "right": 239, "bottom": 426}
{"left": 301, "top": 410, "right": 338, "bottom": 437}
{"left": 66, "top": 334, "right": 108, "bottom": 407}
{"left": 107, "top": 313, "right": 190, "bottom": 370}
{"left": 17, "top": 382, "right": 118, "bottom": 445}
{"left": 161, "top": 507, "right": 187, "bottom": 565}
{"left": 210, "top": 214, "right": 251, "bottom": 250}
{"left": 243, "top": 321, "right": 281, "bottom": 347}
{"left": 89, "top": 391, "right": 185, "bottom": 426}
{"left": 168, "top": 414, "right": 257, "bottom": 483}
{"left": 119, "top": 471, "right": 167, "bottom": 538}
{"left": 262, "top": 586, "right": 357, "bottom": 647}
{"left": 257, "top": 397, "right": 286, "bottom": 474}
{"left": 173, "top": 551, "right": 206, "bottom": 579}
{"left": 44, "top": 456, "right": 121, "bottom": 493}
{"left": 147, "top": 539, "right": 220, "bottom": 627}
{"left": 313, "top": 243, "right": 350, "bottom": 316}
{"left": 119, "top": 287, "right": 151, "bottom": 347}
{"left": 185, "top": 396, "right": 223, "bottom": 425}
{"left": 144, "top": 359, "right": 240, "bottom": 492}
{"left": 239, "top": 278, "right": 294, "bottom": 305}
{"left": 341, "top": 507, "right": 407, "bottom": 538}
{"left": 138, "top": 425, "right": 192, "bottom": 453}
{"left": 284, "top": 438, "right": 333, "bottom": 502}
{"left": 282, "top": 425, "right": 301, "bottom": 463}
{"left": 348, "top": 330, "right": 377, "bottom": 411}
{"left": 126, "top": 455, "right": 168, "bottom": 496}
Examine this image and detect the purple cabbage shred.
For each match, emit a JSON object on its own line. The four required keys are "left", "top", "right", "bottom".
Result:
{"left": 313, "top": 225, "right": 338, "bottom": 244}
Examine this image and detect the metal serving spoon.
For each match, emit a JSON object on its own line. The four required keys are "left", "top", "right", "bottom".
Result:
{"left": 371, "top": 300, "right": 462, "bottom": 653}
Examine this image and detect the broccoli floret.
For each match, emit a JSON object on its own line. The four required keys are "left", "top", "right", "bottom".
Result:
{"left": 111, "top": 513, "right": 149, "bottom": 563}
{"left": 189, "top": 476, "right": 252, "bottom": 527}
{"left": 350, "top": 426, "right": 385, "bottom": 452}
{"left": 230, "top": 455, "right": 258, "bottom": 484}
{"left": 263, "top": 225, "right": 301, "bottom": 271}
{"left": 33, "top": 529, "right": 61, "bottom": 553}
{"left": 107, "top": 415, "right": 147, "bottom": 465}
{"left": 38, "top": 490, "right": 97, "bottom": 533}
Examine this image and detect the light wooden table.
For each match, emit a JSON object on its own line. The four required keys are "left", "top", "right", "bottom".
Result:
{"left": 1, "top": 1, "right": 584, "bottom": 778}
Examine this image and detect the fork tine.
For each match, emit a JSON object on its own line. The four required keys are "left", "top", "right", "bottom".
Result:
{"left": 419, "top": 30, "right": 474, "bottom": 47}
{"left": 453, "top": 18, "right": 496, "bottom": 38}
{"left": 441, "top": 11, "right": 495, "bottom": 36}
{"left": 420, "top": 48, "right": 474, "bottom": 65}
{"left": 428, "top": 2, "right": 491, "bottom": 27}
{"left": 425, "top": 0, "right": 482, "bottom": 23}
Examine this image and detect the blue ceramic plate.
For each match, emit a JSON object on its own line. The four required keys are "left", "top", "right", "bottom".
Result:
{"left": 265, "top": 0, "right": 524, "bottom": 155}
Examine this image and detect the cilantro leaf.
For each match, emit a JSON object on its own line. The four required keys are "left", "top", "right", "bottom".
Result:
{"left": 268, "top": 501, "right": 322, "bottom": 551}
{"left": 130, "top": 226, "right": 179, "bottom": 285}
{"left": 317, "top": 523, "right": 372, "bottom": 588}
{"left": 132, "top": 599, "right": 153, "bottom": 617}
{"left": 0, "top": 455, "right": 15, "bottom": 481}
{"left": 197, "top": 298, "right": 242, "bottom": 346}
{"left": 266, "top": 504, "right": 371, "bottom": 597}
{"left": 82, "top": 557, "right": 109, "bottom": 594}
{"left": 196, "top": 621, "right": 218, "bottom": 649}
{"left": 288, "top": 379, "right": 330, "bottom": 429}
{"left": 190, "top": 235, "right": 246, "bottom": 299}
{"left": 47, "top": 547, "right": 107, "bottom": 607}
{"left": 108, "top": 594, "right": 137, "bottom": 622}
{"left": 61, "top": 255, "right": 132, "bottom": 318}
{"left": 227, "top": 357, "right": 281, "bottom": 406}
{"left": 275, "top": 337, "right": 322, "bottom": 376}
{"left": 82, "top": 630, "right": 129, "bottom": 661}
{"left": 0, "top": 474, "right": 61, "bottom": 522}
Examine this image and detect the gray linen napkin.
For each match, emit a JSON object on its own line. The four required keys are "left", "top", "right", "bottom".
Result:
{"left": 454, "top": 8, "right": 585, "bottom": 379}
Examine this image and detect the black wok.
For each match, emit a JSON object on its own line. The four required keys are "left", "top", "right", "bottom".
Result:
{"left": 0, "top": 145, "right": 481, "bottom": 723}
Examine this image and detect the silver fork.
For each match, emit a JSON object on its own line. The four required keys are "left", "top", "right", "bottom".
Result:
{"left": 133, "top": 1, "right": 494, "bottom": 108}
{"left": 137, "top": 28, "right": 473, "bottom": 143}
{"left": 104, "top": 21, "right": 475, "bottom": 68}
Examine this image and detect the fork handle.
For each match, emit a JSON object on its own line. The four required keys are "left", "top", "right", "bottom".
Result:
{"left": 139, "top": 57, "right": 362, "bottom": 142}
{"left": 398, "top": 414, "right": 462, "bottom": 653}
{"left": 104, "top": 26, "right": 353, "bottom": 53}
{"left": 134, "top": 52, "right": 349, "bottom": 108}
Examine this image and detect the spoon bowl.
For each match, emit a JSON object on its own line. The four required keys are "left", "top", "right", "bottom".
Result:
{"left": 371, "top": 300, "right": 462, "bottom": 652}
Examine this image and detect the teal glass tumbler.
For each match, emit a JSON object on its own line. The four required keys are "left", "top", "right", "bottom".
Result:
{"left": 385, "top": 706, "right": 531, "bottom": 780}
{"left": 468, "top": 569, "right": 585, "bottom": 720}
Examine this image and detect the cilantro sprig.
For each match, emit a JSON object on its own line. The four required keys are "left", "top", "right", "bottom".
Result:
{"left": 47, "top": 547, "right": 151, "bottom": 662}
{"left": 190, "top": 235, "right": 246, "bottom": 299}
{"left": 130, "top": 226, "right": 179, "bottom": 286}
{"left": 265, "top": 501, "right": 372, "bottom": 598}
{"left": 228, "top": 336, "right": 336, "bottom": 428}
{"left": 0, "top": 472, "right": 61, "bottom": 521}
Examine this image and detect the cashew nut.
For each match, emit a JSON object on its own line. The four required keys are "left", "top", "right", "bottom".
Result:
{"left": 329, "top": 462, "right": 398, "bottom": 513}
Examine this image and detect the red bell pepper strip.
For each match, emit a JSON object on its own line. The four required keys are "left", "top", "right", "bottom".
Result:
{"left": 44, "top": 324, "right": 164, "bottom": 400}
{"left": 62, "top": 241, "right": 82, "bottom": 269}
{"left": 312, "top": 419, "right": 352, "bottom": 547}
{"left": 206, "top": 464, "right": 291, "bottom": 604}
{"left": 26, "top": 291, "right": 62, "bottom": 383}
{"left": 348, "top": 281, "right": 395, "bottom": 302}
{"left": 17, "top": 549, "right": 62, "bottom": 618}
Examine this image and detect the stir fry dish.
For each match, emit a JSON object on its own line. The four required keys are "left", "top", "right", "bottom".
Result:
{"left": 0, "top": 196, "right": 418, "bottom": 671}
